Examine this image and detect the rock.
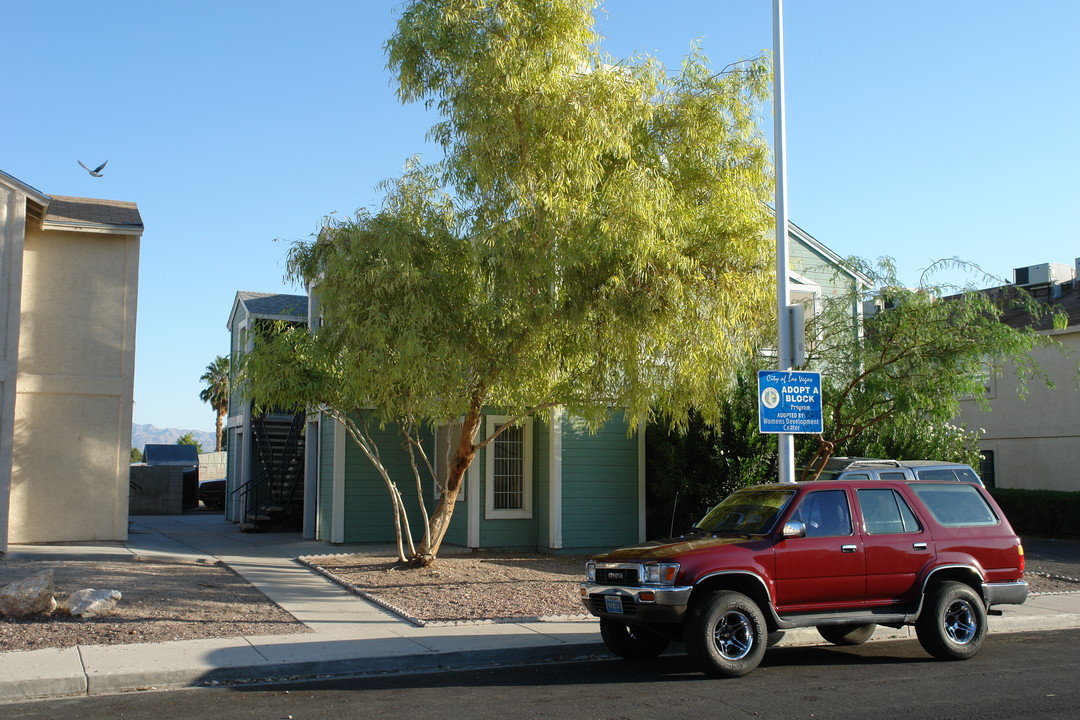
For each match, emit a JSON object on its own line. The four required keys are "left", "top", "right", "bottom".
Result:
{"left": 0, "top": 569, "right": 57, "bottom": 617}
{"left": 62, "top": 588, "right": 122, "bottom": 617}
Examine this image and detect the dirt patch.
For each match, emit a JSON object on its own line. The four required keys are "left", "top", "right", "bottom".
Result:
{"left": 0, "top": 553, "right": 308, "bottom": 653}
{"left": 305, "top": 551, "right": 590, "bottom": 624}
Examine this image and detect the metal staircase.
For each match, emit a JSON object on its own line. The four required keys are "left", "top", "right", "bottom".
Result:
{"left": 233, "top": 412, "right": 305, "bottom": 532}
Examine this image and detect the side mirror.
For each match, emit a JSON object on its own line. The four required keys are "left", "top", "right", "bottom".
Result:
{"left": 782, "top": 520, "right": 806, "bottom": 539}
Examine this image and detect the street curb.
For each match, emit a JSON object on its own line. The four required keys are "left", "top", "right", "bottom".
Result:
{"left": 1, "top": 642, "right": 610, "bottom": 703}
{"left": 5, "top": 612, "right": 1079, "bottom": 703}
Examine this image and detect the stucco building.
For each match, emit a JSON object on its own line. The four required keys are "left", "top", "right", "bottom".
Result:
{"left": 956, "top": 262, "right": 1080, "bottom": 491}
{"left": 0, "top": 169, "right": 143, "bottom": 550}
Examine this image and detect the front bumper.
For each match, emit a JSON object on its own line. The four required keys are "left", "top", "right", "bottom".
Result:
{"left": 983, "top": 580, "right": 1029, "bottom": 607}
{"left": 580, "top": 582, "right": 693, "bottom": 623}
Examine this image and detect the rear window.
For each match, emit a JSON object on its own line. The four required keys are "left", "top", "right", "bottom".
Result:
{"left": 910, "top": 483, "right": 999, "bottom": 527}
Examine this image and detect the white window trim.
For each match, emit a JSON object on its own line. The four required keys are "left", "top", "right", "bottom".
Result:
{"left": 485, "top": 415, "right": 533, "bottom": 520}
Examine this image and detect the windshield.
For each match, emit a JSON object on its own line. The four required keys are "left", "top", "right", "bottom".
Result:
{"left": 694, "top": 489, "right": 796, "bottom": 535}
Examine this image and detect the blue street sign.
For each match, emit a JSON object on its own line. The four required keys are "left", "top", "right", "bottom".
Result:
{"left": 757, "top": 370, "right": 823, "bottom": 434}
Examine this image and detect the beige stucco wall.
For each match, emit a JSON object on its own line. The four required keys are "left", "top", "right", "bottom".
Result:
{"left": 956, "top": 329, "right": 1080, "bottom": 491}
{"left": 9, "top": 226, "right": 139, "bottom": 543}
{"left": 0, "top": 185, "right": 27, "bottom": 551}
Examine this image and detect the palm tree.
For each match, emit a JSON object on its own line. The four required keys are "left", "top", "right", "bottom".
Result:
{"left": 199, "top": 355, "right": 230, "bottom": 452}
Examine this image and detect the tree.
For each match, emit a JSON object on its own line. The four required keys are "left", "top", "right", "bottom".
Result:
{"left": 647, "top": 256, "right": 1068, "bottom": 517}
{"left": 176, "top": 432, "right": 203, "bottom": 454}
{"left": 799, "top": 257, "right": 1067, "bottom": 480}
{"left": 199, "top": 355, "right": 230, "bottom": 452}
{"left": 131, "top": 447, "right": 143, "bottom": 463}
{"left": 243, "top": 0, "right": 776, "bottom": 565}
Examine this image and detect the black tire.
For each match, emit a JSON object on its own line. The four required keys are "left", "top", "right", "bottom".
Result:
{"left": 817, "top": 623, "right": 877, "bottom": 646}
{"left": 915, "top": 581, "right": 987, "bottom": 660}
{"left": 599, "top": 619, "right": 670, "bottom": 660}
{"left": 684, "top": 590, "right": 767, "bottom": 678}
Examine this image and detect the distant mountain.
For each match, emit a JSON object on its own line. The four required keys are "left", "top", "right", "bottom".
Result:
{"left": 131, "top": 424, "right": 216, "bottom": 454}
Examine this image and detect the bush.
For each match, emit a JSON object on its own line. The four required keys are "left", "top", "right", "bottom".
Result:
{"left": 990, "top": 489, "right": 1080, "bottom": 538}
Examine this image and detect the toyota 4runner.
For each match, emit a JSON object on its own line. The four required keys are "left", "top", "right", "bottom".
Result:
{"left": 580, "top": 478, "right": 1027, "bottom": 677}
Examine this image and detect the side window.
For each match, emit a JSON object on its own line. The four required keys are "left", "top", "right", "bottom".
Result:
{"left": 878, "top": 472, "right": 907, "bottom": 480}
{"left": 857, "top": 489, "right": 922, "bottom": 534}
{"left": 791, "top": 490, "right": 852, "bottom": 538}
{"left": 911, "top": 483, "right": 999, "bottom": 527}
{"left": 955, "top": 468, "right": 982, "bottom": 485}
{"left": 917, "top": 469, "right": 959, "bottom": 482}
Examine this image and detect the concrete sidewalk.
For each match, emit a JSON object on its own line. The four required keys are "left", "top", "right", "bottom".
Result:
{"left": 1, "top": 514, "right": 1078, "bottom": 703}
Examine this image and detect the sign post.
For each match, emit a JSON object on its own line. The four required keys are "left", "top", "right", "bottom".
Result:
{"left": 758, "top": 370, "right": 823, "bottom": 435}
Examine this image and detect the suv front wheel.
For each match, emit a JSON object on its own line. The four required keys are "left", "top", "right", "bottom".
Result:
{"left": 685, "top": 590, "right": 767, "bottom": 677}
{"left": 599, "top": 619, "right": 670, "bottom": 660}
{"left": 915, "top": 581, "right": 987, "bottom": 660}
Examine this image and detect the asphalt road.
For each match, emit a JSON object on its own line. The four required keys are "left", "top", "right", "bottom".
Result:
{"left": 5, "top": 629, "right": 1078, "bottom": 720}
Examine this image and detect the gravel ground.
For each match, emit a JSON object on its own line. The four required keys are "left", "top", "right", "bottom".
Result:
{"left": 305, "top": 551, "right": 592, "bottom": 624}
{"left": 1, "top": 542, "right": 1076, "bottom": 652}
{"left": 0, "top": 553, "right": 308, "bottom": 653}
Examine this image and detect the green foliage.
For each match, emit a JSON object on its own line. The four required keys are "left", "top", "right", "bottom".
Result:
{"left": 130, "top": 447, "right": 143, "bottom": 463}
{"left": 176, "top": 432, "right": 203, "bottom": 454}
{"left": 990, "top": 489, "right": 1080, "bottom": 538}
{"left": 646, "top": 366, "right": 780, "bottom": 537}
{"left": 199, "top": 355, "right": 231, "bottom": 452}
{"left": 645, "top": 254, "right": 1064, "bottom": 526}
{"left": 801, "top": 257, "right": 1065, "bottom": 477}
{"left": 840, "top": 417, "right": 981, "bottom": 469}
{"left": 245, "top": 0, "right": 777, "bottom": 561}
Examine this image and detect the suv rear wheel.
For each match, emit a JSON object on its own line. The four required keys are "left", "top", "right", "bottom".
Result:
{"left": 915, "top": 581, "right": 986, "bottom": 660}
{"left": 599, "top": 619, "right": 670, "bottom": 660}
{"left": 817, "top": 623, "right": 877, "bottom": 646}
{"left": 685, "top": 590, "right": 766, "bottom": 677}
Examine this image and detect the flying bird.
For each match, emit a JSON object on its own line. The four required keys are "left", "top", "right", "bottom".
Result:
{"left": 78, "top": 160, "right": 108, "bottom": 177}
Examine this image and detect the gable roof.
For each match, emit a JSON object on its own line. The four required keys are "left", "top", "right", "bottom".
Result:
{"left": 785, "top": 219, "right": 872, "bottom": 287}
{"left": 1, "top": 169, "right": 143, "bottom": 236}
{"left": 42, "top": 196, "right": 143, "bottom": 235}
{"left": 228, "top": 291, "right": 309, "bottom": 330}
{"left": 0, "top": 168, "right": 50, "bottom": 226}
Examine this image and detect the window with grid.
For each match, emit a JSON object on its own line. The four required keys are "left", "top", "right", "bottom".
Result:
{"left": 485, "top": 416, "right": 532, "bottom": 519}
{"left": 492, "top": 424, "right": 524, "bottom": 510}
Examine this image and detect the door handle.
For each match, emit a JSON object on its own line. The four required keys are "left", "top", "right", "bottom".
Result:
{"left": 841, "top": 545, "right": 857, "bottom": 553}
{"left": 913, "top": 542, "right": 928, "bottom": 551}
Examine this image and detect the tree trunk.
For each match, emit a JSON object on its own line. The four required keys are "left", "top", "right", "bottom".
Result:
{"left": 214, "top": 408, "right": 225, "bottom": 452}
{"left": 415, "top": 398, "right": 483, "bottom": 565}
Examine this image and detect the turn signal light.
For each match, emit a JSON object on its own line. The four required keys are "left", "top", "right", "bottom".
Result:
{"left": 1018, "top": 543, "right": 1025, "bottom": 574}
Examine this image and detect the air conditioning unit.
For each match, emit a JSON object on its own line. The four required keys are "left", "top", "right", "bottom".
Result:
{"left": 1013, "top": 263, "right": 1074, "bottom": 287}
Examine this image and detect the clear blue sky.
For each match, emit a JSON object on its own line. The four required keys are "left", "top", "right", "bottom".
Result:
{"left": 4, "top": 1, "right": 1077, "bottom": 434}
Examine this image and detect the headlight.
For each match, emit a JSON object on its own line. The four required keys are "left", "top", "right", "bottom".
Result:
{"left": 643, "top": 562, "right": 680, "bottom": 585}
{"left": 585, "top": 560, "right": 596, "bottom": 582}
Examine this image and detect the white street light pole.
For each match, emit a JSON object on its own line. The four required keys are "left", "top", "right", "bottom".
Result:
{"left": 773, "top": 0, "right": 795, "bottom": 483}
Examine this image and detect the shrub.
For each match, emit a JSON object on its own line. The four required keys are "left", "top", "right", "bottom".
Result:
{"left": 990, "top": 489, "right": 1080, "bottom": 538}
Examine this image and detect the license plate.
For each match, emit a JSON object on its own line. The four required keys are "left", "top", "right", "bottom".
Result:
{"left": 604, "top": 595, "right": 624, "bottom": 614}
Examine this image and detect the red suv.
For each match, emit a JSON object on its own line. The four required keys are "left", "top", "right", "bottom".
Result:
{"left": 580, "top": 479, "right": 1027, "bottom": 677}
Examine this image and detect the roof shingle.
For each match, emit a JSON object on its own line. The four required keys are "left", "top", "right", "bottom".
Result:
{"left": 45, "top": 195, "right": 143, "bottom": 229}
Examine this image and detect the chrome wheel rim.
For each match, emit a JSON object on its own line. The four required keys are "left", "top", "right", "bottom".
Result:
{"left": 943, "top": 599, "right": 977, "bottom": 644}
{"left": 712, "top": 610, "right": 754, "bottom": 660}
